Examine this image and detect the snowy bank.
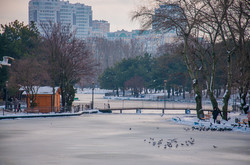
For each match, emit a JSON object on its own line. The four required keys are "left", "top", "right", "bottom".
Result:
{"left": 171, "top": 112, "right": 250, "bottom": 134}
{"left": 0, "top": 109, "right": 99, "bottom": 120}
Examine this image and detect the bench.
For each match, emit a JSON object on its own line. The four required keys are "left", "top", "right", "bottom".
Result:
{"left": 25, "top": 109, "right": 39, "bottom": 113}
{"left": 200, "top": 112, "right": 212, "bottom": 121}
{"left": 237, "top": 119, "right": 248, "bottom": 125}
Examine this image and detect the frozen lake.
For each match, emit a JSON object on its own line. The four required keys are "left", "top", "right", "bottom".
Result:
{"left": 0, "top": 94, "right": 248, "bottom": 165}
{"left": 0, "top": 113, "right": 249, "bottom": 165}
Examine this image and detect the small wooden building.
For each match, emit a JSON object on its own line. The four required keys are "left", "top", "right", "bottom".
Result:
{"left": 24, "top": 86, "right": 61, "bottom": 113}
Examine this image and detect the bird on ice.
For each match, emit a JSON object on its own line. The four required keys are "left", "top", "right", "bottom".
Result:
{"left": 0, "top": 56, "right": 14, "bottom": 68}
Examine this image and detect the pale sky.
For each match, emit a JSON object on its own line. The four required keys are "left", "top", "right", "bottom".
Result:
{"left": 0, "top": 0, "right": 143, "bottom": 32}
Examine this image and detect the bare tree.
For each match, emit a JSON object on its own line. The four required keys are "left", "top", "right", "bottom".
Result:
{"left": 133, "top": 0, "right": 249, "bottom": 119}
{"left": 132, "top": 0, "right": 206, "bottom": 118}
{"left": 87, "top": 37, "right": 144, "bottom": 74}
{"left": 202, "top": 0, "right": 249, "bottom": 118}
{"left": 9, "top": 57, "right": 50, "bottom": 108}
{"left": 224, "top": 0, "right": 250, "bottom": 114}
{"left": 187, "top": 0, "right": 234, "bottom": 119}
{"left": 40, "top": 22, "right": 96, "bottom": 108}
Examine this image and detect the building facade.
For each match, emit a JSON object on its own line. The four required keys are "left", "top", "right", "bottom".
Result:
{"left": 23, "top": 86, "right": 61, "bottom": 113}
{"left": 29, "top": 0, "right": 92, "bottom": 38}
{"left": 92, "top": 20, "right": 110, "bottom": 37}
{"left": 106, "top": 29, "right": 177, "bottom": 54}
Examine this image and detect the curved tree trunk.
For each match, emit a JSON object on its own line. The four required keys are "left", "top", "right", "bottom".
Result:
{"left": 193, "top": 80, "right": 203, "bottom": 118}
{"left": 222, "top": 52, "right": 233, "bottom": 120}
{"left": 239, "top": 86, "right": 249, "bottom": 114}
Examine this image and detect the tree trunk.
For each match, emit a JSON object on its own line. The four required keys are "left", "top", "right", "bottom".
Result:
{"left": 216, "top": 89, "right": 219, "bottom": 98}
{"left": 60, "top": 85, "right": 65, "bottom": 107}
{"left": 193, "top": 80, "right": 203, "bottom": 118}
{"left": 239, "top": 86, "right": 249, "bottom": 114}
{"left": 207, "top": 87, "right": 218, "bottom": 110}
{"left": 222, "top": 88, "right": 230, "bottom": 120}
{"left": 183, "top": 36, "right": 203, "bottom": 119}
{"left": 116, "top": 88, "right": 119, "bottom": 97}
{"left": 183, "top": 87, "right": 185, "bottom": 99}
{"left": 122, "top": 88, "right": 125, "bottom": 97}
{"left": 222, "top": 53, "right": 232, "bottom": 120}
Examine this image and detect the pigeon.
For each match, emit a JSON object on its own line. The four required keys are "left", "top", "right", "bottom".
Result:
{"left": 169, "top": 138, "right": 177, "bottom": 143}
{"left": 184, "top": 128, "right": 190, "bottom": 131}
{"left": 167, "top": 142, "right": 172, "bottom": 148}
{"left": 157, "top": 141, "right": 162, "bottom": 145}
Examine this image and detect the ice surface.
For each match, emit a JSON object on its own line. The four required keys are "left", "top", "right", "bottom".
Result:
{"left": 0, "top": 114, "right": 249, "bottom": 165}
{"left": 1, "top": 93, "right": 249, "bottom": 165}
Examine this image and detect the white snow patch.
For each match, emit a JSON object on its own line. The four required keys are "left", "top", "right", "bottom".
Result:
{"left": 240, "top": 99, "right": 244, "bottom": 104}
{"left": 171, "top": 112, "right": 250, "bottom": 134}
{"left": 223, "top": 90, "right": 228, "bottom": 99}
{"left": 193, "top": 79, "right": 197, "bottom": 85}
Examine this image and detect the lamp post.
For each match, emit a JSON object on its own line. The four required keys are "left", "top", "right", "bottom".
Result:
{"left": 4, "top": 81, "right": 8, "bottom": 116}
{"left": 91, "top": 81, "right": 95, "bottom": 109}
{"left": 163, "top": 80, "right": 167, "bottom": 113}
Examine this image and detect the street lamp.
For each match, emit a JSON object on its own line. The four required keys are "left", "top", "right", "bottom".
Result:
{"left": 4, "top": 81, "right": 8, "bottom": 116}
{"left": 164, "top": 80, "right": 167, "bottom": 112}
{"left": 91, "top": 81, "right": 95, "bottom": 109}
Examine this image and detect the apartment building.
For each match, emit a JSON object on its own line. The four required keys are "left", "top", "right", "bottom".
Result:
{"left": 29, "top": 0, "right": 92, "bottom": 38}
{"left": 92, "top": 20, "right": 110, "bottom": 38}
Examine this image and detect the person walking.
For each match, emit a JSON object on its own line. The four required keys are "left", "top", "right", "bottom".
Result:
{"left": 17, "top": 103, "right": 20, "bottom": 112}
{"left": 212, "top": 107, "right": 222, "bottom": 123}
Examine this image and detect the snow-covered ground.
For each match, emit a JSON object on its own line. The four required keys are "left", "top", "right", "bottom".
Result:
{"left": 76, "top": 88, "right": 112, "bottom": 94}
{"left": 171, "top": 112, "right": 250, "bottom": 134}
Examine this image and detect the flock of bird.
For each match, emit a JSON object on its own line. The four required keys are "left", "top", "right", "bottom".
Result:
{"left": 183, "top": 125, "right": 233, "bottom": 132}
{"left": 144, "top": 137, "right": 195, "bottom": 149}
{"left": 128, "top": 126, "right": 219, "bottom": 150}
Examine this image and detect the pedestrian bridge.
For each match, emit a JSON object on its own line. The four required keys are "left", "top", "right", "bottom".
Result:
{"left": 98, "top": 107, "right": 213, "bottom": 114}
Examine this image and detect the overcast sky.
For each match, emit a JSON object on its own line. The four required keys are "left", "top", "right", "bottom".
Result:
{"left": 0, "top": 0, "right": 143, "bottom": 32}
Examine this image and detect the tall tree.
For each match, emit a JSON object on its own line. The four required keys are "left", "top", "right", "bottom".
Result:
{"left": 41, "top": 22, "right": 96, "bottom": 108}
{"left": 132, "top": 0, "right": 206, "bottom": 118}
{"left": 0, "top": 20, "right": 39, "bottom": 98}
{"left": 225, "top": 0, "right": 250, "bottom": 114}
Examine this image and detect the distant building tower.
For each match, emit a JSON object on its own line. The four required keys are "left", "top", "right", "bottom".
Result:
{"left": 29, "top": 0, "right": 92, "bottom": 39}
{"left": 91, "top": 20, "right": 110, "bottom": 37}
{"left": 153, "top": 4, "right": 182, "bottom": 31}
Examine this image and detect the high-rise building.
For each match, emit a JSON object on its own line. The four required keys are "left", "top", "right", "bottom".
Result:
{"left": 106, "top": 29, "right": 177, "bottom": 54}
{"left": 29, "top": 0, "right": 92, "bottom": 38}
{"left": 92, "top": 20, "right": 110, "bottom": 37}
